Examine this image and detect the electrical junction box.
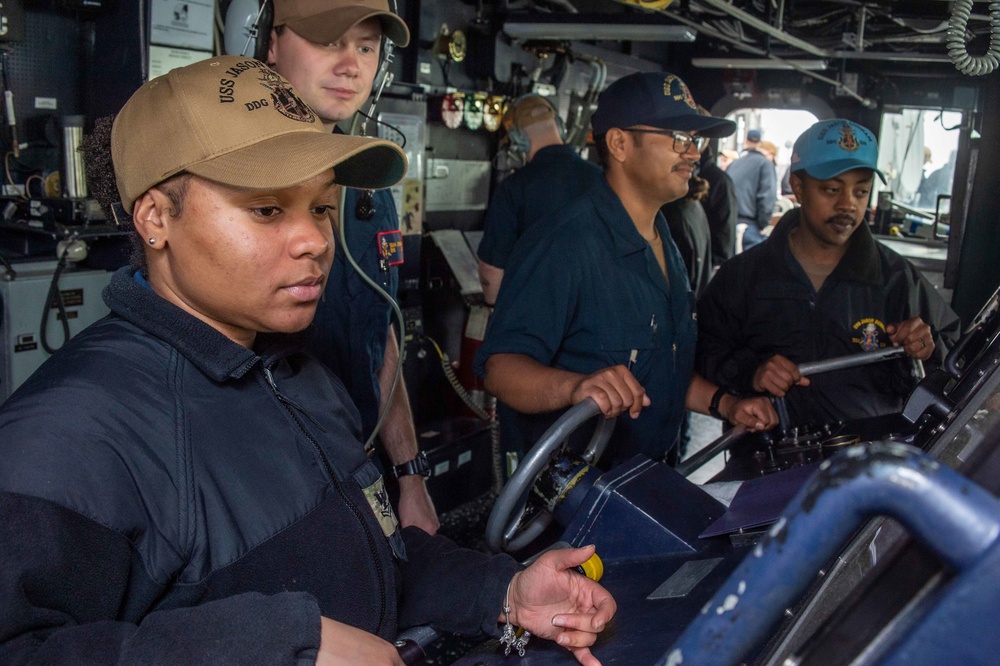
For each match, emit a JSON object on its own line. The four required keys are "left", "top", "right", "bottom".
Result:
{"left": 420, "top": 417, "right": 494, "bottom": 514}
{"left": 0, "top": 261, "right": 112, "bottom": 401}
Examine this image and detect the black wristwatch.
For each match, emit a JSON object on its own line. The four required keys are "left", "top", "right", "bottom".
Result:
{"left": 391, "top": 451, "right": 432, "bottom": 479}
{"left": 709, "top": 386, "right": 738, "bottom": 420}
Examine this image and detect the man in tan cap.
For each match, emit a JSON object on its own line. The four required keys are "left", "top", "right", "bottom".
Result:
{"left": 0, "top": 56, "right": 616, "bottom": 665}
{"left": 267, "top": 0, "right": 439, "bottom": 534}
{"left": 477, "top": 95, "right": 601, "bottom": 306}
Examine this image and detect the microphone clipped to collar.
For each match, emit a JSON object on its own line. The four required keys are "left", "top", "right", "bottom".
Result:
{"left": 355, "top": 189, "right": 376, "bottom": 221}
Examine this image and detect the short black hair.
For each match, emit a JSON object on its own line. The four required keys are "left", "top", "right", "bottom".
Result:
{"left": 82, "top": 116, "right": 192, "bottom": 273}
{"left": 593, "top": 133, "right": 609, "bottom": 170}
{"left": 81, "top": 116, "right": 118, "bottom": 223}
{"left": 592, "top": 130, "right": 647, "bottom": 171}
{"left": 82, "top": 115, "right": 146, "bottom": 269}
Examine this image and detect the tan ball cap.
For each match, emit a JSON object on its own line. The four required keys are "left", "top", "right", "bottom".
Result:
{"left": 273, "top": 0, "right": 410, "bottom": 48}
{"left": 111, "top": 56, "right": 407, "bottom": 212}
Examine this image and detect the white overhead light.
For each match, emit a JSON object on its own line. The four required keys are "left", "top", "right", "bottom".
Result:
{"left": 692, "top": 57, "right": 830, "bottom": 70}
{"left": 504, "top": 22, "right": 697, "bottom": 42}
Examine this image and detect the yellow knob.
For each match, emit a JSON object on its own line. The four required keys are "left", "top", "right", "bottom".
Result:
{"left": 576, "top": 552, "right": 604, "bottom": 582}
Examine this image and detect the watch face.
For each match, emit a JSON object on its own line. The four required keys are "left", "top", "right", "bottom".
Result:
{"left": 415, "top": 451, "right": 431, "bottom": 475}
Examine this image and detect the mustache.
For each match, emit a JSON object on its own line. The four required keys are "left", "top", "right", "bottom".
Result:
{"left": 672, "top": 159, "right": 698, "bottom": 171}
{"left": 826, "top": 214, "right": 858, "bottom": 225}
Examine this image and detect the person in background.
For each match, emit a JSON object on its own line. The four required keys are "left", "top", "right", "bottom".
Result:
{"left": 662, "top": 175, "right": 713, "bottom": 299}
{"left": 267, "top": 0, "right": 438, "bottom": 533}
{"left": 758, "top": 140, "right": 778, "bottom": 164}
{"left": 719, "top": 148, "right": 739, "bottom": 170}
{"left": 780, "top": 139, "right": 797, "bottom": 203}
{"left": 697, "top": 118, "right": 961, "bottom": 429}
{"left": 756, "top": 140, "right": 781, "bottom": 238}
{"left": 697, "top": 123, "right": 739, "bottom": 270}
{"left": 661, "top": 174, "right": 715, "bottom": 459}
{"left": 916, "top": 149, "right": 956, "bottom": 211}
{"left": 0, "top": 56, "right": 616, "bottom": 666}
{"left": 476, "top": 72, "right": 777, "bottom": 470}
{"left": 727, "top": 128, "right": 778, "bottom": 251}
{"left": 477, "top": 95, "right": 602, "bottom": 306}
{"left": 477, "top": 95, "right": 603, "bottom": 474}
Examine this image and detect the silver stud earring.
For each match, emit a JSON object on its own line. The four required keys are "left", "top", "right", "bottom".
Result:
{"left": 148, "top": 237, "right": 156, "bottom": 245}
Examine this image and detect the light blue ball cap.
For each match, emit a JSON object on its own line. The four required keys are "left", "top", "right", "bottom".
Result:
{"left": 789, "top": 119, "right": 887, "bottom": 184}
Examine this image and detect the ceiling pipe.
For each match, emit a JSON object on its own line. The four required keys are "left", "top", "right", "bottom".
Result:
{"left": 768, "top": 54, "right": 877, "bottom": 108}
{"left": 695, "top": 0, "right": 831, "bottom": 57}
{"left": 831, "top": 50, "right": 952, "bottom": 62}
{"left": 857, "top": 5, "right": 868, "bottom": 52}
{"left": 635, "top": 2, "right": 878, "bottom": 108}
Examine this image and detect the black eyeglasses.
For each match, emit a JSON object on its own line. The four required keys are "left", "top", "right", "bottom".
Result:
{"left": 623, "top": 128, "right": 708, "bottom": 154}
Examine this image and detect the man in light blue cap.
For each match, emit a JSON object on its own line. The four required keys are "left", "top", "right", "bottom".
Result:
{"left": 696, "top": 119, "right": 961, "bottom": 429}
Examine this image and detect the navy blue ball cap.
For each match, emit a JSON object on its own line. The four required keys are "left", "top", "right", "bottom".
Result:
{"left": 790, "top": 119, "right": 887, "bottom": 183}
{"left": 591, "top": 71, "right": 736, "bottom": 138}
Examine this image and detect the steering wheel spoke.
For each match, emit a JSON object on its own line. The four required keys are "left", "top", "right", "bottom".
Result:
{"left": 504, "top": 507, "right": 554, "bottom": 553}
{"left": 486, "top": 399, "right": 614, "bottom": 553}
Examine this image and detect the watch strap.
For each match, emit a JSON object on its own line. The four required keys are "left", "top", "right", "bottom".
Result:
{"left": 391, "top": 451, "right": 431, "bottom": 478}
{"left": 709, "top": 386, "right": 735, "bottom": 420}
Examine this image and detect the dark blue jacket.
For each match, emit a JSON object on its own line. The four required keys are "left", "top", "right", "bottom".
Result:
{"left": 0, "top": 267, "right": 519, "bottom": 664}
{"left": 698, "top": 157, "right": 738, "bottom": 267}
{"left": 697, "top": 210, "right": 962, "bottom": 427}
{"left": 661, "top": 197, "right": 713, "bottom": 300}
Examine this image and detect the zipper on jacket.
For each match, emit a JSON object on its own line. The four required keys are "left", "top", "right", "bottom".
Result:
{"left": 260, "top": 364, "right": 388, "bottom": 633}
{"left": 263, "top": 366, "right": 327, "bottom": 433}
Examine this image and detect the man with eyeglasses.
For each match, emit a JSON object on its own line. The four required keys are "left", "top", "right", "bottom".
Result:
{"left": 475, "top": 72, "right": 778, "bottom": 469}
